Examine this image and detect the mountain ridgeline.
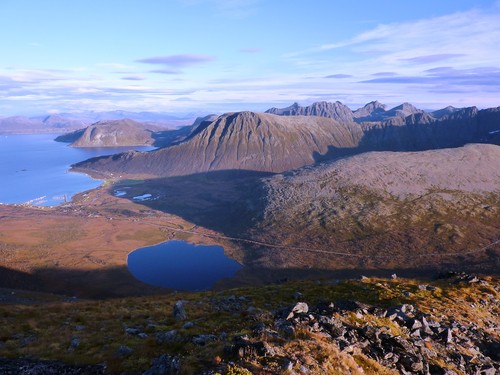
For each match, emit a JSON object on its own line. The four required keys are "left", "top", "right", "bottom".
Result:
{"left": 72, "top": 100, "right": 500, "bottom": 178}
{"left": 73, "top": 112, "right": 363, "bottom": 177}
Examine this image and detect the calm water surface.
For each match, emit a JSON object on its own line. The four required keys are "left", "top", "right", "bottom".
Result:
{"left": 0, "top": 133, "right": 153, "bottom": 206}
{"left": 127, "top": 240, "right": 242, "bottom": 291}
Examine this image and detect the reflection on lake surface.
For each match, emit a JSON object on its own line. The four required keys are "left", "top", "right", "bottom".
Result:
{"left": 0, "top": 133, "right": 154, "bottom": 206}
{"left": 127, "top": 240, "right": 242, "bottom": 291}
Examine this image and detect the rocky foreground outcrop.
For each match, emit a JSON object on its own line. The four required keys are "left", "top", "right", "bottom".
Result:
{"left": 1, "top": 274, "right": 497, "bottom": 374}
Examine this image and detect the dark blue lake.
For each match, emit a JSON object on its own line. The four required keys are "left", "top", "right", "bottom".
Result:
{"left": 0, "top": 134, "right": 153, "bottom": 206}
{"left": 127, "top": 240, "right": 242, "bottom": 291}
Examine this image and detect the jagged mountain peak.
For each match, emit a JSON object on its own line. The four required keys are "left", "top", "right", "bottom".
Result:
{"left": 265, "top": 101, "right": 353, "bottom": 123}
{"left": 353, "top": 101, "right": 388, "bottom": 120}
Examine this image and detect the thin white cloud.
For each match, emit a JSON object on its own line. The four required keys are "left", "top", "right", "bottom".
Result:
{"left": 292, "top": 8, "right": 500, "bottom": 71}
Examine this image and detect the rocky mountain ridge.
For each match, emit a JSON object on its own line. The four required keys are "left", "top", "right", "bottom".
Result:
{"left": 72, "top": 100, "right": 500, "bottom": 178}
{"left": 266, "top": 101, "right": 354, "bottom": 123}
{"left": 73, "top": 111, "right": 364, "bottom": 177}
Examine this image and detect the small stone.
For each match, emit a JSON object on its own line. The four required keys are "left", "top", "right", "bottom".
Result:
{"left": 173, "top": 300, "right": 187, "bottom": 321}
{"left": 74, "top": 325, "right": 86, "bottom": 331}
{"left": 192, "top": 334, "right": 217, "bottom": 346}
{"left": 246, "top": 306, "right": 257, "bottom": 314}
{"left": 125, "top": 327, "right": 140, "bottom": 335}
{"left": 115, "top": 345, "right": 134, "bottom": 358}
{"left": 411, "top": 319, "right": 423, "bottom": 330}
{"left": 156, "top": 330, "right": 179, "bottom": 345}
{"left": 411, "top": 329, "right": 421, "bottom": 338}
{"left": 282, "top": 361, "right": 294, "bottom": 371}
{"left": 67, "top": 336, "right": 80, "bottom": 352}
{"left": 286, "top": 302, "right": 309, "bottom": 320}
{"left": 481, "top": 367, "right": 496, "bottom": 375}
{"left": 276, "top": 320, "right": 295, "bottom": 337}
{"left": 252, "top": 322, "right": 267, "bottom": 334}
{"left": 411, "top": 361, "right": 424, "bottom": 372}
{"left": 137, "top": 333, "right": 148, "bottom": 339}
{"left": 143, "top": 354, "right": 181, "bottom": 375}
{"left": 391, "top": 273, "right": 398, "bottom": 279}
{"left": 299, "top": 365, "right": 310, "bottom": 374}
{"left": 445, "top": 328, "right": 453, "bottom": 344}
{"left": 183, "top": 322, "right": 194, "bottom": 329}
{"left": 421, "top": 317, "right": 434, "bottom": 335}
{"left": 400, "top": 304, "right": 415, "bottom": 315}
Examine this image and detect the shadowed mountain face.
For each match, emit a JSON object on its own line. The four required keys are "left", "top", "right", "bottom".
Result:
{"left": 105, "top": 144, "right": 499, "bottom": 274}
{"left": 73, "top": 111, "right": 364, "bottom": 177}
{"left": 249, "top": 144, "right": 500, "bottom": 271}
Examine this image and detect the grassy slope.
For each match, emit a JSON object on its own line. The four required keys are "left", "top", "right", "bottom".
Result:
{"left": 0, "top": 276, "right": 498, "bottom": 374}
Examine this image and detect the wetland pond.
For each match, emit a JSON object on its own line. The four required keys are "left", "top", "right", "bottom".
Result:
{"left": 127, "top": 240, "right": 242, "bottom": 291}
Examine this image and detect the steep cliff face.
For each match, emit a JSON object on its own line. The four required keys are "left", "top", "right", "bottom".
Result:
{"left": 72, "top": 112, "right": 364, "bottom": 177}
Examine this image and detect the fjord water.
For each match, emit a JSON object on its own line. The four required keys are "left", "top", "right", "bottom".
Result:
{"left": 0, "top": 134, "right": 153, "bottom": 206}
{"left": 127, "top": 240, "right": 242, "bottom": 291}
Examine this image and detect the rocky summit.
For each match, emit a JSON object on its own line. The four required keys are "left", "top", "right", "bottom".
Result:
{"left": 72, "top": 111, "right": 363, "bottom": 177}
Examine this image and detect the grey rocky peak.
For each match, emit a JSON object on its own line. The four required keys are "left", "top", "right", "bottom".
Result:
{"left": 352, "top": 100, "right": 388, "bottom": 121}
{"left": 266, "top": 101, "right": 354, "bottom": 123}
{"left": 386, "top": 102, "right": 424, "bottom": 118}
{"left": 431, "top": 105, "right": 460, "bottom": 119}
{"left": 73, "top": 111, "right": 363, "bottom": 177}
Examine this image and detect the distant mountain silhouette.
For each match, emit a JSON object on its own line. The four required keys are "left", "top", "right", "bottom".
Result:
{"left": 0, "top": 111, "right": 195, "bottom": 134}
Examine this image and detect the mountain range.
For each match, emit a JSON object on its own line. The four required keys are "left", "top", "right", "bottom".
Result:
{"left": 72, "top": 100, "right": 500, "bottom": 178}
{"left": 0, "top": 111, "right": 195, "bottom": 134}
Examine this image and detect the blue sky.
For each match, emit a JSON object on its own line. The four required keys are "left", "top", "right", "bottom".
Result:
{"left": 1, "top": 0, "right": 500, "bottom": 116}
